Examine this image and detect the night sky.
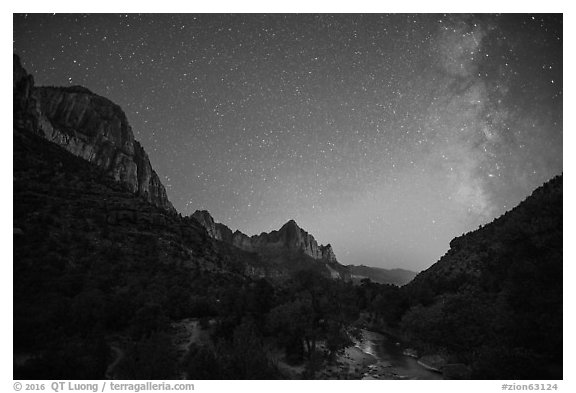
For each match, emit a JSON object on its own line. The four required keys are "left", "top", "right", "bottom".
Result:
{"left": 13, "top": 14, "right": 563, "bottom": 271}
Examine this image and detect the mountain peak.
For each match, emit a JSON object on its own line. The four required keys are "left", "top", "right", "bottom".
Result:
{"left": 281, "top": 219, "right": 299, "bottom": 229}
{"left": 191, "top": 210, "right": 229, "bottom": 241}
{"left": 192, "top": 209, "right": 213, "bottom": 221}
{"left": 192, "top": 211, "right": 341, "bottom": 266}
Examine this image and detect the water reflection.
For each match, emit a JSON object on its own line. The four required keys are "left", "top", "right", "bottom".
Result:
{"left": 360, "top": 330, "right": 442, "bottom": 380}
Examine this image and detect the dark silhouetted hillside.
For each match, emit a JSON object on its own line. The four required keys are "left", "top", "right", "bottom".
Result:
{"left": 400, "top": 176, "right": 562, "bottom": 379}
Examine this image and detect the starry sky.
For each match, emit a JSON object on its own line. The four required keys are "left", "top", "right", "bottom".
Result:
{"left": 13, "top": 14, "right": 563, "bottom": 272}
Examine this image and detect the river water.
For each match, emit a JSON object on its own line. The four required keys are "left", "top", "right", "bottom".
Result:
{"left": 358, "top": 330, "right": 442, "bottom": 380}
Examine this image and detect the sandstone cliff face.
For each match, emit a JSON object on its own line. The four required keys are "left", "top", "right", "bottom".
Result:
{"left": 191, "top": 210, "right": 234, "bottom": 242}
{"left": 276, "top": 220, "right": 322, "bottom": 258}
{"left": 192, "top": 210, "right": 341, "bottom": 266}
{"left": 13, "top": 54, "right": 174, "bottom": 211}
{"left": 320, "top": 244, "right": 337, "bottom": 263}
{"left": 192, "top": 210, "right": 220, "bottom": 239}
{"left": 13, "top": 54, "right": 39, "bottom": 133}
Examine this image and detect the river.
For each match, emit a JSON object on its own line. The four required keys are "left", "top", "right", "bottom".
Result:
{"left": 358, "top": 329, "right": 443, "bottom": 380}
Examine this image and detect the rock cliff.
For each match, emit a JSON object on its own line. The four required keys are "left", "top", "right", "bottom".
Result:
{"left": 192, "top": 210, "right": 347, "bottom": 278}
{"left": 13, "top": 54, "right": 174, "bottom": 211}
{"left": 193, "top": 211, "right": 337, "bottom": 262}
{"left": 191, "top": 210, "right": 234, "bottom": 243}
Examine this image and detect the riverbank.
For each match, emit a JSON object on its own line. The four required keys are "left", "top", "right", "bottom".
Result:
{"left": 270, "top": 337, "right": 392, "bottom": 379}
{"left": 312, "top": 330, "right": 423, "bottom": 380}
{"left": 352, "top": 329, "right": 443, "bottom": 380}
{"left": 163, "top": 318, "right": 443, "bottom": 380}
{"left": 315, "top": 345, "right": 380, "bottom": 379}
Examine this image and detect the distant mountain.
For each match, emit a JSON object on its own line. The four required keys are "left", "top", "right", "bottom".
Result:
{"left": 400, "top": 175, "right": 562, "bottom": 379}
{"left": 347, "top": 265, "right": 416, "bottom": 286}
{"left": 192, "top": 210, "right": 349, "bottom": 280}
{"left": 14, "top": 54, "right": 173, "bottom": 211}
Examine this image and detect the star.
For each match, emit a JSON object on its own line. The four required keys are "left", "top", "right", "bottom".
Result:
{"left": 13, "top": 13, "right": 563, "bottom": 271}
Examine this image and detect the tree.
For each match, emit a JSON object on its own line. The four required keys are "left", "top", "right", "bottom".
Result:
{"left": 115, "top": 333, "right": 178, "bottom": 379}
{"left": 266, "top": 299, "right": 315, "bottom": 362}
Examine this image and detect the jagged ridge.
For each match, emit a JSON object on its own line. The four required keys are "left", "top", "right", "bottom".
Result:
{"left": 192, "top": 210, "right": 346, "bottom": 279}
{"left": 192, "top": 210, "right": 337, "bottom": 262}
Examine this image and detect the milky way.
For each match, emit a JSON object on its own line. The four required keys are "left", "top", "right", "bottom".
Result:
{"left": 13, "top": 14, "right": 562, "bottom": 271}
